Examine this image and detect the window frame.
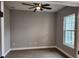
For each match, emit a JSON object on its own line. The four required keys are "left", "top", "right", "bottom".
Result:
{"left": 63, "top": 13, "right": 76, "bottom": 49}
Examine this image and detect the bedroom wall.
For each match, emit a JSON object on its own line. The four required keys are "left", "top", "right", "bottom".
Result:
{"left": 10, "top": 10, "right": 56, "bottom": 48}
{"left": 77, "top": 8, "right": 79, "bottom": 57}
{"left": 56, "top": 6, "right": 78, "bottom": 57}
{"left": 4, "top": 3, "right": 10, "bottom": 55}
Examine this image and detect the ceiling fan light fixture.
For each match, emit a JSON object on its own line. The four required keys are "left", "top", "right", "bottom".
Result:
{"left": 36, "top": 6, "right": 41, "bottom": 11}
{"left": 22, "top": 3, "right": 52, "bottom": 12}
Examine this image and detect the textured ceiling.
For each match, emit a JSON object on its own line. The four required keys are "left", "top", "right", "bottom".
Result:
{"left": 5, "top": 1, "right": 79, "bottom": 12}
{"left": 5, "top": 1, "right": 65, "bottom": 12}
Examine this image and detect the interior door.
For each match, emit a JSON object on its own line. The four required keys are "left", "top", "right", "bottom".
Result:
{"left": 0, "top": 2, "right": 1, "bottom": 57}
{"left": 0, "top": 18, "right": 1, "bottom": 57}
{"left": 0, "top": 1, "right": 1, "bottom": 57}
{"left": 0, "top": 1, "right": 3, "bottom": 57}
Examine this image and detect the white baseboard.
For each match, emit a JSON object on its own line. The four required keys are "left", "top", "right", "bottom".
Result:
{"left": 5, "top": 46, "right": 73, "bottom": 58}
{"left": 4, "top": 49, "right": 11, "bottom": 57}
{"left": 11, "top": 46, "right": 56, "bottom": 51}
{"left": 55, "top": 46, "right": 73, "bottom": 58}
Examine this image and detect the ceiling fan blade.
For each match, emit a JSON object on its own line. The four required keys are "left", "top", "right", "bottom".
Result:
{"left": 33, "top": 3, "right": 39, "bottom": 5}
{"left": 40, "top": 8, "right": 43, "bottom": 11}
{"left": 29, "top": 7, "right": 35, "bottom": 9}
{"left": 42, "top": 4, "right": 50, "bottom": 6}
{"left": 42, "top": 7, "right": 52, "bottom": 10}
{"left": 22, "top": 3, "right": 34, "bottom": 6}
{"left": 33, "top": 9, "right": 37, "bottom": 12}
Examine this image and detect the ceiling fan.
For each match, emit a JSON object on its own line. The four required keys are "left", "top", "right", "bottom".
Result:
{"left": 21, "top": 3, "right": 52, "bottom": 12}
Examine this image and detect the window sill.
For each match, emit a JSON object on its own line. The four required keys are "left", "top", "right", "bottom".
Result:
{"left": 63, "top": 43, "right": 74, "bottom": 49}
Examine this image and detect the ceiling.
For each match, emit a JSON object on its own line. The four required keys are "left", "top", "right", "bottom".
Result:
{"left": 5, "top": 1, "right": 79, "bottom": 12}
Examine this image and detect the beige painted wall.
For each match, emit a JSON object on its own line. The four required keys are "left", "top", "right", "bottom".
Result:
{"left": 4, "top": 4, "right": 10, "bottom": 54}
{"left": 77, "top": 8, "right": 79, "bottom": 56}
{"left": 78, "top": 9, "right": 79, "bottom": 50}
{"left": 10, "top": 10, "right": 56, "bottom": 48}
{"left": 56, "top": 6, "right": 78, "bottom": 57}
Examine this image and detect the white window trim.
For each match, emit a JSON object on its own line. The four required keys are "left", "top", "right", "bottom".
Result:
{"left": 63, "top": 13, "right": 75, "bottom": 49}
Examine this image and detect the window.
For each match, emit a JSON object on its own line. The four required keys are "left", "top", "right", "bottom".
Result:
{"left": 63, "top": 14, "right": 75, "bottom": 48}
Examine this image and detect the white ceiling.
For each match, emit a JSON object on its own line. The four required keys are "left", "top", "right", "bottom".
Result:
{"left": 5, "top": 1, "right": 79, "bottom": 12}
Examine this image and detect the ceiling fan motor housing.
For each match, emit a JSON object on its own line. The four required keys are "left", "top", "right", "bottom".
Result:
{"left": 22, "top": 2, "right": 52, "bottom": 12}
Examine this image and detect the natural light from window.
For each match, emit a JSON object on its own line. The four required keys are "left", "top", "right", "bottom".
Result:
{"left": 63, "top": 14, "right": 75, "bottom": 48}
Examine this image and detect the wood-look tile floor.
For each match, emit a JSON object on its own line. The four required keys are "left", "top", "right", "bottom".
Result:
{"left": 5, "top": 48, "right": 68, "bottom": 58}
